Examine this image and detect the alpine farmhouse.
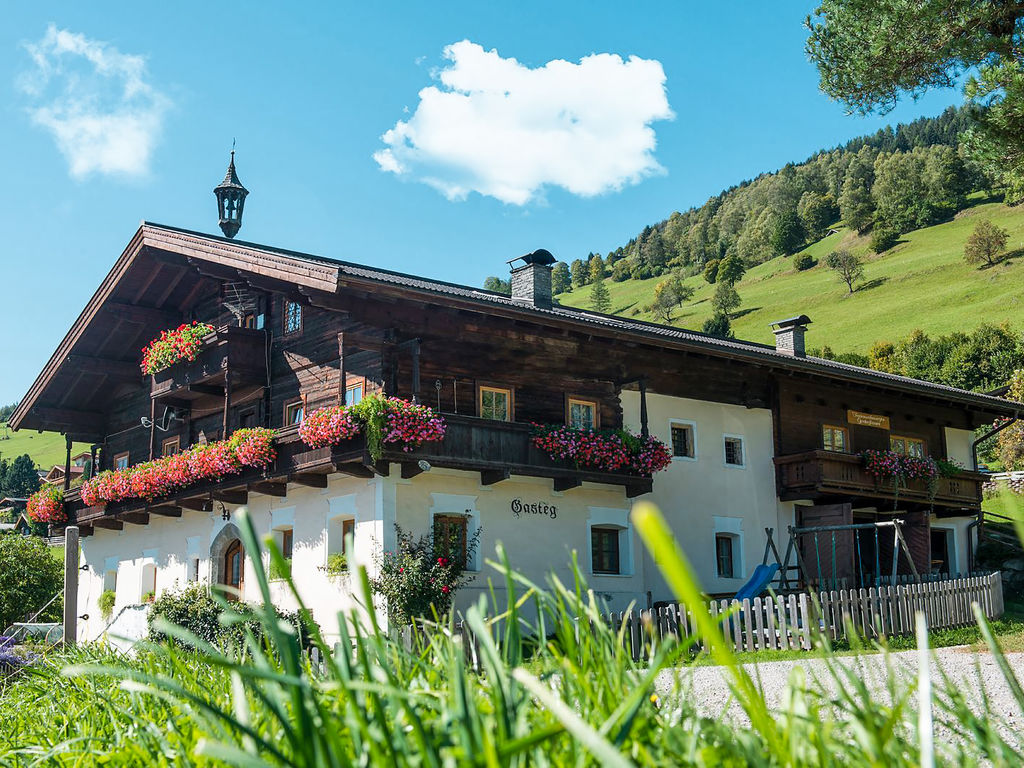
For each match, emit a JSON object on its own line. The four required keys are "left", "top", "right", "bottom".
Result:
{"left": 10, "top": 166, "right": 1019, "bottom": 642}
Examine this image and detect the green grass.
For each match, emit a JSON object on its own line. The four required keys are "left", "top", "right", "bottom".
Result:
{"left": 558, "top": 198, "right": 1024, "bottom": 353}
{"left": 0, "top": 422, "right": 89, "bottom": 472}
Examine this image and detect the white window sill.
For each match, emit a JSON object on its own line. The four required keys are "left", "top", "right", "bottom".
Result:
{"left": 590, "top": 572, "right": 635, "bottom": 579}
{"left": 672, "top": 455, "right": 697, "bottom": 463}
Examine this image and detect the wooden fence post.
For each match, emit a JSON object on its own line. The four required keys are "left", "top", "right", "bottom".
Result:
{"left": 63, "top": 525, "right": 79, "bottom": 647}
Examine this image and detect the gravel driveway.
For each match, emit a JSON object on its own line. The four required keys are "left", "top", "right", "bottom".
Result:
{"left": 654, "top": 647, "right": 1024, "bottom": 735}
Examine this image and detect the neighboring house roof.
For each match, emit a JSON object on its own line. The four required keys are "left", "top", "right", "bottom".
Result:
{"left": 10, "top": 222, "right": 1024, "bottom": 432}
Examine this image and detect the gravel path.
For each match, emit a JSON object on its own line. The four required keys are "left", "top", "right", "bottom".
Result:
{"left": 654, "top": 647, "right": 1024, "bottom": 735}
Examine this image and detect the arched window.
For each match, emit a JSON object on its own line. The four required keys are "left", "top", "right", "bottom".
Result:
{"left": 224, "top": 539, "right": 245, "bottom": 596}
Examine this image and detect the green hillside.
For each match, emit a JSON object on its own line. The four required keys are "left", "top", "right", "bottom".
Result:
{"left": 557, "top": 198, "right": 1024, "bottom": 354}
{"left": 0, "top": 423, "right": 89, "bottom": 473}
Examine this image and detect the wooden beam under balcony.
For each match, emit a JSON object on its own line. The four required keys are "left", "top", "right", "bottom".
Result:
{"left": 213, "top": 489, "right": 248, "bottom": 505}
{"left": 289, "top": 473, "right": 328, "bottom": 488}
{"left": 480, "top": 469, "right": 510, "bottom": 486}
{"left": 553, "top": 477, "right": 582, "bottom": 492}
{"left": 149, "top": 505, "right": 182, "bottom": 517}
{"left": 335, "top": 461, "right": 375, "bottom": 479}
{"left": 250, "top": 481, "right": 287, "bottom": 497}
{"left": 92, "top": 517, "right": 124, "bottom": 531}
{"left": 401, "top": 461, "right": 425, "bottom": 479}
{"left": 625, "top": 481, "right": 653, "bottom": 498}
{"left": 78, "top": 525, "right": 93, "bottom": 538}
{"left": 179, "top": 497, "right": 212, "bottom": 512}
{"left": 121, "top": 512, "right": 150, "bottom": 525}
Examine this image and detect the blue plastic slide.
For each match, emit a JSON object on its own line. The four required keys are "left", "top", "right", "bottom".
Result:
{"left": 733, "top": 563, "right": 779, "bottom": 602}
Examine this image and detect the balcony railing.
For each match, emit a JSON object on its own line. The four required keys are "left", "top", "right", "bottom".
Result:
{"left": 62, "top": 414, "right": 653, "bottom": 533}
{"left": 151, "top": 326, "right": 268, "bottom": 401}
{"left": 775, "top": 450, "right": 983, "bottom": 510}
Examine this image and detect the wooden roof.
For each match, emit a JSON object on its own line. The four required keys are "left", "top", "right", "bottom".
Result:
{"left": 11, "top": 222, "right": 1022, "bottom": 436}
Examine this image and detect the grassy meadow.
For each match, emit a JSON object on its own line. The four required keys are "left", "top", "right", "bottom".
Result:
{"left": 3, "top": 505, "right": 1024, "bottom": 766}
{"left": 0, "top": 423, "right": 89, "bottom": 473}
{"left": 557, "top": 198, "right": 1024, "bottom": 353}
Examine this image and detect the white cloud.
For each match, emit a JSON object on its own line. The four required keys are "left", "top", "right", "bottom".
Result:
{"left": 374, "top": 41, "right": 673, "bottom": 205}
{"left": 19, "top": 25, "right": 170, "bottom": 179}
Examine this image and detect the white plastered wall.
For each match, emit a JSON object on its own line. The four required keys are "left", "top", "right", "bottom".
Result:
{"left": 622, "top": 391, "right": 793, "bottom": 599}
{"left": 943, "top": 427, "right": 975, "bottom": 468}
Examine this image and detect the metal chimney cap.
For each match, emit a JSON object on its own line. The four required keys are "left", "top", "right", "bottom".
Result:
{"left": 769, "top": 315, "right": 812, "bottom": 330}
{"left": 507, "top": 248, "right": 556, "bottom": 267}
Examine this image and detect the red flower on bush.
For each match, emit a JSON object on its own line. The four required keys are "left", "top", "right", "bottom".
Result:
{"left": 298, "top": 406, "right": 361, "bottom": 448}
{"left": 81, "top": 427, "right": 276, "bottom": 508}
{"left": 531, "top": 425, "right": 672, "bottom": 476}
{"left": 298, "top": 396, "right": 446, "bottom": 457}
{"left": 27, "top": 485, "right": 66, "bottom": 524}
{"left": 140, "top": 322, "right": 215, "bottom": 375}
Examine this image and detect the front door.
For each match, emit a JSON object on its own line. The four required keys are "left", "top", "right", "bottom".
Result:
{"left": 224, "top": 539, "right": 245, "bottom": 596}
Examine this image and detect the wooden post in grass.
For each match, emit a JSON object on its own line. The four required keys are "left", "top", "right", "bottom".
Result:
{"left": 63, "top": 525, "right": 79, "bottom": 646}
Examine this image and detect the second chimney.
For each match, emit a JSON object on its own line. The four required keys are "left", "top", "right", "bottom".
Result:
{"left": 509, "top": 249, "right": 556, "bottom": 309}
{"left": 769, "top": 315, "right": 811, "bottom": 357}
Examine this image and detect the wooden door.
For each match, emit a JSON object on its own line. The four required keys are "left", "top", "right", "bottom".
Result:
{"left": 224, "top": 539, "right": 245, "bottom": 596}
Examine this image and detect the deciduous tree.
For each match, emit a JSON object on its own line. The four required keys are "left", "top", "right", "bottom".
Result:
{"left": 551, "top": 262, "right": 571, "bottom": 294}
{"left": 0, "top": 533, "right": 63, "bottom": 633}
{"left": 824, "top": 249, "right": 864, "bottom": 294}
{"left": 716, "top": 254, "right": 747, "bottom": 285}
{"left": 482, "top": 276, "right": 511, "bottom": 295}
{"left": 646, "top": 273, "right": 694, "bottom": 323}
{"left": 569, "top": 259, "right": 588, "bottom": 289}
{"left": 964, "top": 219, "right": 1010, "bottom": 267}
{"left": 711, "top": 282, "right": 741, "bottom": 316}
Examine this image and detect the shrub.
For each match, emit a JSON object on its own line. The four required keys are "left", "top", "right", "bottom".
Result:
{"left": 0, "top": 533, "right": 62, "bottom": 632}
{"left": 869, "top": 225, "right": 900, "bottom": 253}
{"left": 792, "top": 252, "right": 815, "bottom": 271}
{"left": 326, "top": 552, "right": 348, "bottom": 576}
{"left": 147, "top": 582, "right": 316, "bottom": 651}
{"left": 98, "top": 590, "right": 116, "bottom": 620}
{"left": 371, "top": 525, "right": 481, "bottom": 626}
{"left": 702, "top": 312, "right": 734, "bottom": 338}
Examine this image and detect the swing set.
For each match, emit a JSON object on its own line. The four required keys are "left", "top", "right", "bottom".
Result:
{"left": 763, "top": 519, "right": 919, "bottom": 591}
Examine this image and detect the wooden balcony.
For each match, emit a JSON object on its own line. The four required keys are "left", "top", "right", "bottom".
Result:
{"left": 151, "top": 326, "right": 268, "bottom": 403}
{"left": 61, "top": 414, "right": 653, "bottom": 534}
{"left": 775, "top": 450, "right": 983, "bottom": 511}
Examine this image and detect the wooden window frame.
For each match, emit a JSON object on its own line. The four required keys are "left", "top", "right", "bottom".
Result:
{"left": 341, "top": 518, "right": 355, "bottom": 554}
{"left": 478, "top": 384, "right": 514, "bottom": 422}
{"left": 113, "top": 451, "right": 130, "bottom": 471}
{"left": 715, "top": 533, "right": 735, "bottom": 578}
{"left": 161, "top": 435, "right": 181, "bottom": 457}
{"left": 723, "top": 435, "right": 745, "bottom": 468}
{"left": 283, "top": 300, "right": 303, "bottom": 336}
{"left": 669, "top": 420, "right": 696, "bottom": 460}
{"left": 566, "top": 396, "right": 600, "bottom": 430}
{"left": 284, "top": 399, "right": 305, "bottom": 427}
{"left": 890, "top": 434, "right": 926, "bottom": 457}
{"left": 345, "top": 378, "right": 366, "bottom": 407}
{"left": 433, "top": 514, "right": 469, "bottom": 570}
{"left": 590, "top": 526, "right": 621, "bottom": 575}
{"left": 281, "top": 528, "right": 294, "bottom": 561}
{"left": 821, "top": 424, "right": 850, "bottom": 453}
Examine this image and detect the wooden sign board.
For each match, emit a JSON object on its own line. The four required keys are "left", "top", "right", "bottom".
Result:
{"left": 847, "top": 410, "right": 890, "bottom": 430}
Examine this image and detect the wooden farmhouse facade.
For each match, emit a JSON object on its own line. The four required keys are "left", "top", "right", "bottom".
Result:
{"left": 10, "top": 222, "right": 1020, "bottom": 642}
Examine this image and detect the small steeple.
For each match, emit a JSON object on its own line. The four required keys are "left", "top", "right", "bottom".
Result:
{"left": 213, "top": 148, "right": 249, "bottom": 239}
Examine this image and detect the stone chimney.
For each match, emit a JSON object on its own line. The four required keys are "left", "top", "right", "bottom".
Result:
{"left": 769, "top": 315, "right": 811, "bottom": 357}
{"left": 509, "top": 249, "right": 556, "bottom": 309}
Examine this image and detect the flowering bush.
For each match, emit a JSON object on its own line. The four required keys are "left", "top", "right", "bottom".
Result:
{"left": 26, "top": 485, "right": 66, "bottom": 524}
{"left": 371, "top": 524, "right": 480, "bottom": 626}
{"left": 140, "top": 322, "right": 215, "bottom": 375}
{"left": 300, "top": 395, "right": 446, "bottom": 461}
{"left": 298, "top": 406, "right": 361, "bottom": 448}
{"left": 81, "top": 428, "right": 276, "bottom": 507}
{"left": 531, "top": 425, "right": 672, "bottom": 476}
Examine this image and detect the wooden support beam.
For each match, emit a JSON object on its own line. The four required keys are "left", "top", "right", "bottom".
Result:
{"left": 92, "top": 517, "right": 124, "bottom": 530}
{"left": 481, "top": 468, "right": 510, "bottom": 486}
{"left": 337, "top": 332, "right": 346, "bottom": 406}
{"left": 63, "top": 434, "right": 72, "bottom": 492}
{"left": 250, "top": 481, "right": 287, "bottom": 498}
{"left": 78, "top": 525, "right": 93, "bottom": 538}
{"left": 213, "top": 489, "right": 248, "bottom": 505}
{"left": 410, "top": 338, "right": 421, "bottom": 403}
{"left": 121, "top": 512, "right": 150, "bottom": 525}
{"left": 31, "top": 407, "right": 105, "bottom": 432}
{"left": 65, "top": 355, "right": 141, "bottom": 381}
{"left": 179, "top": 497, "right": 212, "bottom": 512}
{"left": 149, "top": 505, "right": 182, "bottom": 517}
{"left": 63, "top": 526, "right": 79, "bottom": 647}
{"left": 102, "top": 300, "right": 181, "bottom": 327}
{"left": 639, "top": 377, "right": 649, "bottom": 439}
{"left": 626, "top": 482, "right": 653, "bottom": 499}
{"left": 553, "top": 477, "right": 582, "bottom": 493}
{"left": 289, "top": 473, "right": 328, "bottom": 488}
{"left": 188, "top": 384, "right": 226, "bottom": 397}
{"left": 401, "top": 461, "right": 425, "bottom": 479}
{"left": 335, "top": 462, "right": 375, "bottom": 479}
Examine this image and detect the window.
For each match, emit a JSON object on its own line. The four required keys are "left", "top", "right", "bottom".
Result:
{"left": 890, "top": 435, "right": 925, "bottom": 457}
{"left": 189, "top": 558, "right": 200, "bottom": 583}
{"left": 284, "top": 301, "right": 302, "bottom": 335}
{"left": 238, "top": 407, "right": 258, "bottom": 430}
{"left": 591, "top": 527, "right": 621, "bottom": 574}
{"left": 284, "top": 400, "right": 304, "bottom": 426}
{"left": 281, "top": 528, "right": 293, "bottom": 561}
{"left": 433, "top": 514, "right": 469, "bottom": 569}
{"left": 341, "top": 518, "right": 355, "bottom": 551}
{"left": 567, "top": 397, "right": 598, "bottom": 430}
{"left": 224, "top": 539, "right": 245, "bottom": 595}
{"left": 479, "top": 386, "right": 512, "bottom": 421}
{"left": 114, "top": 452, "right": 130, "bottom": 471}
{"left": 715, "top": 534, "right": 735, "bottom": 578}
{"left": 345, "top": 382, "right": 364, "bottom": 406}
{"left": 670, "top": 422, "right": 695, "bottom": 459}
{"left": 161, "top": 436, "right": 180, "bottom": 457}
{"left": 723, "top": 436, "right": 745, "bottom": 467}
{"left": 822, "top": 425, "right": 849, "bottom": 453}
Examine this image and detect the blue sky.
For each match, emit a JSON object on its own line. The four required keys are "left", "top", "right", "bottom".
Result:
{"left": 0, "top": 2, "right": 962, "bottom": 406}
